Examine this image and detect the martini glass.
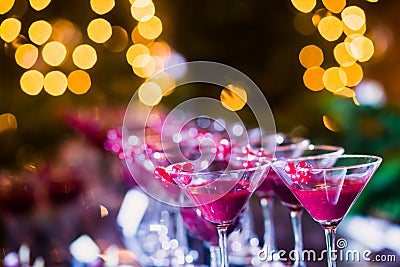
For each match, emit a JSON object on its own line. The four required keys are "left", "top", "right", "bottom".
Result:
{"left": 270, "top": 145, "right": 344, "bottom": 267}
{"left": 164, "top": 157, "right": 272, "bottom": 267}
{"left": 272, "top": 154, "right": 382, "bottom": 267}
{"left": 252, "top": 135, "right": 310, "bottom": 264}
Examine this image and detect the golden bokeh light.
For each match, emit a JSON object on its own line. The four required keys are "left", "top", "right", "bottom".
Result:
{"left": 333, "top": 42, "right": 356, "bottom": 67}
{"left": 299, "top": 45, "right": 324, "bottom": 68}
{"left": 291, "top": 0, "right": 316, "bottom": 13}
{"left": 367, "top": 0, "right": 378, "bottom": 2}
{"left": 303, "top": 66, "right": 325, "bottom": 91}
{"left": 28, "top": 20, "right": 52, "bottom": 45}
{"left": 317, "top": 15, "right": 343, "bottom": 42}
{"left": 312, "top": 8, "right": 332, "bottom": 27}
{"left": 340, "top": 63, "right": 363, "bottom": 87}
{"left": 0, "top": 0, "right": 15, "bottom": 15}
{"left": 104, "top": 26, "right": 128, "bottom": 52}
{"left": 133, "top": 54, "right": 151, "bottom": 68}
{"left": 90, "top": 0, "right": 115, "bottom": 15}
{"left": 341, "top": 6, "right": 365, "bottom": 31}
{"left": 138, "top": 81, "right": 162, "bottom": 106}
{"left": 322, "top": 67, "right": 347, "bottom": 92}
{"left": 147, "top": 71, "right": 176, "bottom": 96}
{"left": 126, "top": 44, "right": 149, "bottom": 65}
{"left": 29, "top": 0, "right": 51, "bottom": 11}
{"left": 87, "top": 18, "right": 112, "bottom": 43}
{"left": 68, "top": 70, "right": 91, "bottom": 95}
{"left": 149, "top": 41, "right": 171, "bottom": 62}
{"left": 334, "top": 87, "right": 355, "bottom": 98}
{"left": 323, "top": 115, "right": 340, "bottom": 132}
{"left": 0, "top": 113, "right": 17, "bottom": 133}
{"left": 322, "top": 0, "right": 346, "bottom": 14}
{"left": 131, "top": 0, "right": 155, "bottom": 22}
{"left": 293, "top": 13, "right": 315, "bottom": 36}
{"left": 0, "top": 18, "right": 21, "bottom": 43}
{"left": 220, "top": 84, "right": 248, "bottom": 111}
{"left": 138, "top": 16, "right": 162, "bottom": 40}
{"left": 42, "top": 41, "right": 67, "bottom": 66}
{"left": 52, "top": 19, "right": 82, "bottom": 46}
{"left": 132, "top": 56, "right": 156, "bottom": 78}
{"left": 350, "top": 36, "right": 374, "bottom": 62}
{"left": 152, "top": 55, "right": 165, "bottom": 73}
{"left": 342, "top": 21, "right": 366, "bottom": 36}
{"left": 131, "top": 26, "right": 154, "bottom": 45}
{"left": 20, "top": 70, "right": 44, "bottom": 95}
{"left": 15, "top": 44, "right": 38, "bottom": 69}
{"left": 44, "top": 71, "right": 67, "bottom": 96}
{"left": 72, "top": 44, "right": 97, "bottom": 69}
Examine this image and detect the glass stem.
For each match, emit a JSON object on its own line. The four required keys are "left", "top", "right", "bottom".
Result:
{"left": 290, "top": 209, "right": 305, "bottom": 267}
{"left": 324, "top": 227, "right": 337, "bottom": 267}
{"left": 217, "top": 224, "right": 229, "bottom": 267}
{"left": 260, "top": 197, "right": 278, "bottom": 255}
{"left": 209, "top": 245, "right": 221, "bottom": 267}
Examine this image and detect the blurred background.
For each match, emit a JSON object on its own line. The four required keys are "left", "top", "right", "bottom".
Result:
{"left": 1, "top": 0, "right": 400, "bottom": 266}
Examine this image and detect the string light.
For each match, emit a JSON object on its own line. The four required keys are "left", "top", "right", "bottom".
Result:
{"left": 68, "top": 70, "right": 91, "bottom": 95}
{"left": 15, "top": 44, "right": 38, "bottom": 69}
{"left": 28, "top": 20, "right": 52, "bottom": 45}
{"left": 72, "top": 44, "right": 97, "bottom": 69}
{"left": 42, "top": 41, "right": 67, "bottom": 66}
{"left": 44, "top": 71, "right": 68, "bottom": 96}
{"left": 87, "top": 18, "right": 112, "bottom": 43}
{"left": 20, "top": 70, "right": 44, "bottom": 95}
{"left": 0, "top": 18, "right": 21, "bottom": 43}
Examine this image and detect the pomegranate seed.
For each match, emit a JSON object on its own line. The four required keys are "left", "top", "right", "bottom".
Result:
{"left": 172, "top": 164, "right": 182, "bottom": 172}
{"left": 285, "top": 161, "right": 312, "bottom": 183}
{"left": 182, "top": 162, "right": 194, "bottom": 172}
{"left": 177, "top": 174, "right": 192, "bottom": 185}
{"left": 154, "top": 166, "right": 174, "bottom": 184}
{"left": 285, "top": 162, "right": 297, "bottom": 175}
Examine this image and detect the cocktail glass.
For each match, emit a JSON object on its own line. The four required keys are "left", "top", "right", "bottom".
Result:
{"left": 165, "top": 157, "right": 272, "bottom": 267}
{"left": 272, "top": 154, "right": 382, "bottom": 267}
{"left": 270, "top": 145, "right": 344, "bottom": 267}
{"left": 252, "top": 135, "right": 310, "bottom": 264}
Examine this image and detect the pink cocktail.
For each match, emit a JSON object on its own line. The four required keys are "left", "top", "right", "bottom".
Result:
{"left": 273, "top": 154, "right": 382, "bottom": 267}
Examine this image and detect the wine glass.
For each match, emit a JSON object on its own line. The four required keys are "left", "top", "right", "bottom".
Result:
{"left": 251, "top": 134, "right": 310, "bottom": 264}
{"left": 272, "top": 154, "right": 382, "bottom": 267}
{"left": 163, "top": 156, "right": 272, "bottom": 267}
{"left": 270, "top": 145, "right": 344, "bottom": 267}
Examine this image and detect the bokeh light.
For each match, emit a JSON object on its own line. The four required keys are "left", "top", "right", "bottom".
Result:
{"left": 341, "top": 6, "right": 366, "bottom": 31}
{"left": 132, "top": 54, "right": 151, "bottom": 68}
{"left": 149, "top": 41, "right": 171, "bottom": 62}
{"left": 333, "top": 42, "right": 356, "bottom": 67}
{"left": 322, "top": 67, "right": 347, "bottom": 92}
{"left": 132, "top": 56, "right": 156, "bottom": 78}
{"left": 72, "top": 44, "right": 97, "bottom": 69}
{"left": 317, "top": 15, "right": 343, "bottom": 41}
{"left": 322, "top": 115, "right": 340, "bottom": 132}
{"left": 15, "top": 44, "right": 38, "bottom": 69}
{"left": 220, "top": 84, "right": 248, "bottom": 111}
{"left": 0, "top": 0, "right": 15, "bottom": 15}
{"left": 293, "top": 13, "right": 315, "bottom": 36}
{"left": 44, "top": 71, "right": 68, "bottom": 96}
{"left": 147, "top": 71, "right": 176, "bottom": 96}
{"left": 138, "top": 81, "right": 162, "bottom": 106}
{"left": 42, "top": 41, "right": 67, "bottom": 66}
{"left": 291, "top": 0, "right": 316, "bottom": 13}
{"left": 340, "top": 63, "right": 363, "bottom": 87}
{"left": 370, "top": 26, "right": 393, "bottom": 59}
{"left": 28, "top": 20, "right": 52, "bottom": 45}
{"left": 350, "top": 36, "right": 374, "bottom": 62}
{"left": 87, "top": 18, "right": 112, "bottom": 43}
{"left": 355, "top": 79, "right": 386, "bottom": 108}
{"left": 299, "top": 45, "right": 324, "bottom": 68}
{"left": 138, "top": 16, "right": 162, "bottom": 40}
{"left": 131, "top": 26, "right": 154, "bottom": 45}
{"left": 68, "top": 70, "right": 91, "bottom": 95}
{"left": 29, "top": 0, "right": 51, "bottom": 11}
{"left": 334, "top": 87, "right": 355, "bottom": 98}
{"left": 303, "top": 66, "right": 325, "bottom": 91}
{"left": 312, "top": 8, "right": 332, "bottom": 27}
{"left": 90, "top": 0, "right": 115, "bottom": 15}
{"left": 52, "top": 19, "right": 82, "bottom": 46}
{"left": 20, "top": 70, "right": 44, "bottom": 95}
{"left": 126, "top": 44, "right": 149, "bottom": 65}
{"left": 104, "top": 26, "right": 128, "bottom": 52}
{"left": 322, "top": 0, "right": 346, "bottom": 14}
{"left": 131, "top": 0, "right": 155, "bottom": 22}
{"left": 0, "top": 18, "right": 21, "bottom": 43}
{"left": 342, "top": 21, "right": 366, "bottom": 36}
{"left": 0, "top": 113, "right": 17, "bottom": 133}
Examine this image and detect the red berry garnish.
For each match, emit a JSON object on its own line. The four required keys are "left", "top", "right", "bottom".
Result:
{"left": 182, "top": 162, "right": 194, "bottom": 172}
{"left": 177, "top": 174, "right": 192, "bottom": 185}
{"left": 172, "top": 164, "right": 182, "bottom": 172}
{"left": 154, "top": 166, "right": 174, "bottom": 184}
{"left": 285, "top": 161, "right": 312, "bottom": 183}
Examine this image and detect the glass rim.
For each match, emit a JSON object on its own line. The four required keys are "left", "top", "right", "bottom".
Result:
{"left": 275, "top": 154, "right": 382, "bottom": 172}
{"left": 274, "top": 144, "right": 344, "bottom": 156}
{"left": 165, "top": 156, "right": 272, "bottom": 177}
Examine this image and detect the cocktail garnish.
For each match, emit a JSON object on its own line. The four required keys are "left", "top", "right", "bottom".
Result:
{"left": 285, "top": 161, "right": 312, "bottom": 183}
{"left": 154, "top": 166, "right": 174, "bottom": 185}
